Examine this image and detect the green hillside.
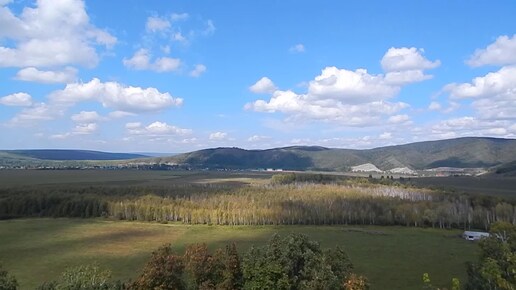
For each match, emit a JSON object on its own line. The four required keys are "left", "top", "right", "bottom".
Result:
{"left": 160, "top": 137, "right": 516, "bottom": 171}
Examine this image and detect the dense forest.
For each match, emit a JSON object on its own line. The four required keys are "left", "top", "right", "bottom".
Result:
{"left": 1, "top": 174, "right": 515, "bottom": 230}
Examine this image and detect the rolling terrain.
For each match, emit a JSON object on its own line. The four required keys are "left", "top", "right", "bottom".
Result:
{"left": 2, "top": 137, "right": 516, "bottom": 173}
{"left": 152, "top": 137, "right": 516, "bottom": 172}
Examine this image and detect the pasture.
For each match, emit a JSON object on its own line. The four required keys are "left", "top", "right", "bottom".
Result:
{"left": 0, "top": 218, "right": 477, "bottom": 290}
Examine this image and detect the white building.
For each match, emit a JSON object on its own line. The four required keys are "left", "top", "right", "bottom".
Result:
{"left": 463, "top": 231, "right": 490, "bottom": 241}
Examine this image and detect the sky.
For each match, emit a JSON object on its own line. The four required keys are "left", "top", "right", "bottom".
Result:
{"left": 1, "top": 0, "right": 516, "bottom": 153}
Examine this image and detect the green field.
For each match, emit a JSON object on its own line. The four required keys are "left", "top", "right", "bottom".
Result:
{"left": 0, "top": 169, "right": 273, "bottom": 188}
{"left": 0, "top": 218, "right": 477, "bottom": 290}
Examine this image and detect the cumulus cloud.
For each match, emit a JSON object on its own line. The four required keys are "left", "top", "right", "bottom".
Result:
{"left": 190, "top": 64, "right": 206, "bottom": 77}
{"left": 467, "top": 35, "right": 516, "bottom": 67}
{"left": 289, "top": 44, "right": 305, "bottom": 53}
{"left": 209, "top": 131, "right": 228, "bottom": 140}
{"left": 146, "top": 16, "right": 170, "bottom": 33}
{"left": 430, "top": 116, "right": 514, "bottom": 138}
{"left": 248, "top": 135, "right": 270, "bottom": 142}
{"left": 381, "top": 47, "right": 440, "bottom": 85}
{"left": 0, "top": 0, "right": 116, "bottom": 68}
{"left": 71, "top": 111, "right": 103, "bottom": 123}
{"left": 126, "top": 121, "right": 191, "bottom": 136}
{"left": 444, "top": 66, "right": 516, "bottom": 120}
{"left": 108, "top": 111, "right": 135, "bottom": 119}
{"left": 445, "top": 66, "right": 516, "bottom": 99}
{"left": 50, "top": 78, "right": 183, "bottom": 112}
{"left": 8, "top": 102, "right": 66, "bottom": 125}
{"left": 123, "top": 49, "right": 181, "bottom": 72}
{"left": 15, "top": 67, "right": 77, "bottom": 83}
{"left": 246, "top": 47, "right": 439, "bottom": 127}
{"left": 388, "top": 114, "right": 410, "bottom": 124}
{"left": 307, "top": 67, "right": 398, "bottom": 102}
{"left": 0, "top": 92, "right": 33, "bottom": 106}
{"left": 381, "top": 47, "right": 440, "bottom": 72}
{"left": 249, "top": 77, "right": 277, "bottom": 94}
{"left": 51, "top": 122, "right": 98, "bottom": 139}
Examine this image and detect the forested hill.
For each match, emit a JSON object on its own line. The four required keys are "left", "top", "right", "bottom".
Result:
{"left": 1, "top": 150, "right": 147, "bottom": 161}
{"left": 157, "top": 137, "right": 516, "bottom": 171}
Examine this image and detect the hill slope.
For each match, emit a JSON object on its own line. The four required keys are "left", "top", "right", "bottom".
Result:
{"left": 158, "top": 137, "right": 516, "bottom": 171}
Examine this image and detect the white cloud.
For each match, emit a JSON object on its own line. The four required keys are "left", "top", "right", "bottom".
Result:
{"left": 247, "top": 88, "right": 409, "bottom": 126}
{"left": 381, "top": 47, "right": 440, "bottom": 72}
{"left": 15, "top": 67, "right": 77, "bottom": 83}
{"left": 0, "top": 0, "right": 116, "bottom": 68}
{"left": 51, "top": 122, "right": 98, "bottom": 139}
{"left": 50, "top": 78, "right": 183, "bottom": 112}
{"left": 248, "top": 135, "right": 270, "bottom": 142}
{"left": 126, "top": 121, "right": 191, "bottom": 136}
{"left": 123, "top": 49, "right": 181, "bottom": 72}
{"left": 73, "top": 122, "right": 97, "bottom": 134}
{"left": 0, "top": 92, "right": 32, "bottom": 106}
{"left": 125, "top": 122, "right": 142, "bottom": 130}
{"left": 429, "top": 116, "right": 514, "bottom": 138}
{"left": 203, "top": 20, "right": 215, "bottom": 35}
{"left": 379, "top": 132, "right": 392, "bottom": 140}
{"left": 444, "top": 66, "right": 516, "bottom": 121}
{"left": 307, "top": 67, "right": 398, "bottom": 102}
{"left": 289, "top": 44, "right": 305, "bottom": 53}
{"left": 384, "top": 70, "right": 432, "bottom": 85}
{"left": 171, "top": 13, "right": 189, "bottom": 22}
{"left": 428, "top": 101, "right": 442, "bottom": 111}
{"left": 108, "top": 111, "right": 135, "bottom": 119}
{"left": 467, "top": 35, "right": 516, "bottom": 67}
{"left": 388, "top": 114, "right": 410, "bottom": 124}
{"left": 190, "top": 64, "right": 207, "bottom": 77}
{"left": 71, "top": 111, "right": 103, "bottom": 123}
{"left": 146, "top": 16, "right": 170, "bottom": 33}
{"left": 8, "top": 102, "right": 65, "bottom": 125}
{"left": 209, "top": 131, "right": 228, "bottom": 140}
{"left": 249, "top": 77, "right": 277, "bottom": 94}
{"left": 246, "top": 47, "right": 439, "bottom": 128}
{"left": 445, "top": 66, "right": 516, "bottom": 99}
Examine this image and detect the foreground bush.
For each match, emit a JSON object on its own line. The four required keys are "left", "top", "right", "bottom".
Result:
{"left": 132, "top": 233, "right": 367, "bottom": 290}
{"left": 36, "top": 264, "right": 123, "bottom": 290}
{"left": 0, "top": 264, "right": 18, "bottom": 290}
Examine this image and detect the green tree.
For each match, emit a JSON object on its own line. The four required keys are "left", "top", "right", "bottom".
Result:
{"left": 466, "top": 222, "right": 516, "bottom": 290}
{"left": 242, "top": 233, "right": 356, "bottom": 290}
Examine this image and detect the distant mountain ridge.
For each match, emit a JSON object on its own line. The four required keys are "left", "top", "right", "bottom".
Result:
{"left": 154, "top": 137, "right": 516, "bottom": 171}
{"left": 1, "top": 150, "right": 147, "bottom": 161}
{"left": 2, "top": 137, "right": 516, "bottom": 172}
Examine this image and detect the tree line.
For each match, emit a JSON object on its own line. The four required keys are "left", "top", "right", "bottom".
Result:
{"left": 1, "top": 176, "right": 515, "bottom": 229}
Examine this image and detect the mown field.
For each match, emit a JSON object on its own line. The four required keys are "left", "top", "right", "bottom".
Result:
{"left": 0, "top": 218, "right": 477, "bottom": 290}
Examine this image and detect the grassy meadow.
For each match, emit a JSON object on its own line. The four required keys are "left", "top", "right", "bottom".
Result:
{"left": 0, "top": 218, "right": 477, "bottom": 290}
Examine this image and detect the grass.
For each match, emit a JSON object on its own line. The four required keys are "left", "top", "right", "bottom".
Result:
{"left": 0, "top": 170, "right": 273, "bottom": 188}
{"left": 0, "top": 218, "right": 477, "bottom": 290}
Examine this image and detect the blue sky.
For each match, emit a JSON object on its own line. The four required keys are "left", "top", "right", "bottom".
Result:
{"left": 1, "top": 0, "right": 516, "bottom": 153}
